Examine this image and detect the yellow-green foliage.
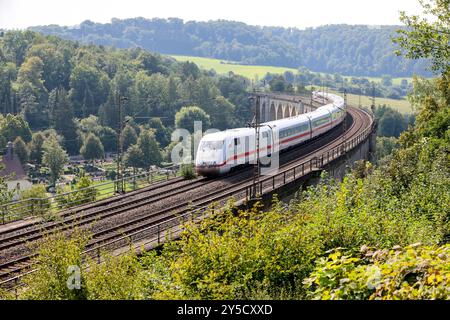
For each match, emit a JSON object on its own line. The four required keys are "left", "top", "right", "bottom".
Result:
{"left": 141, "top": 162, "right": 447, "bottom": 299}
{"left": 180, "top": 164, "right": 196, "bottom": 180}
{"left": 143, "top": 201, "right": 321, "bottom": 299}
{"left": 84, "top": 252, "right": 147, "bottom": 300}
{"left": 20, "top": 184, "right": 50, "bottom": 216}
{"left": 304, "top": 244, "right": 450, "bottom": 300}
{"left": 56, "top": 176, "right": 98, "bottom": 208}
{"left": 20, "top": 230, "right": 89, "bottom": 300}
{"left": 10, "top": 230, "right": 147, "bottom": 300}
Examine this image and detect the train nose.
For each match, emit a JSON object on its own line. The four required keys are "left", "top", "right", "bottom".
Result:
{"left": 195, "top": 164, "right": 221, "bottom": 176}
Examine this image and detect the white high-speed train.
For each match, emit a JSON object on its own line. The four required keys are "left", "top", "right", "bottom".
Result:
{"left": 195, "top": 92, "right": 346, "bottom": 176}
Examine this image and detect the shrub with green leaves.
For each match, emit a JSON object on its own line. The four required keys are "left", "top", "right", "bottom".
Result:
{"left": 85, "top": 252, "right": 148, "bottom": 300}
{"left": 304, "top": 244, "right": 450, "bottom": 300}
{"left": 20, "top": 184, "right": 50, "bottom": 216}
{"left": 180, "top": 163, "right": 197, "bottom": 180}
{"left": 56, "top": 176, "right": 97, "bottom": 209}
{"left": 141, "top": 162, "right": 446, "bottom": 299}
{"left": 7, "top": 230, "right": 147, "bottom": 300}
{"left": 20, "top": 230, "right": 89, "bottom": 300}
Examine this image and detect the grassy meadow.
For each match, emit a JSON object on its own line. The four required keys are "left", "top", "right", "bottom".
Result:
{"left": 171, "top": 55, "right": 414, "bottom": 113}
{"left": 318, "top": 87, "right": 413, "bottom": 114}
{"left": 345, "top": 92, "right": 412, "bottom": 113}
{"left": 170, "top": 55, "right": 298, "bottom": 80}
{"left": 170, "top": 55, "right": 413, "bottom": 85}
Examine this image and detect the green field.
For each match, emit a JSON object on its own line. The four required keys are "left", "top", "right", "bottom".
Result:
{"left": 341, "top": 75, "right": 413, "bottom": 86}
{"left": 171, "top": 55, "right": 298, "bottom": 80}
{"left": 172, "top": 55, "right": 414, "bottom": 113}
{"left": 307, "top": 87, "right": 413, "bottom": 114}
{"left": 346, "top": 92, "right": 412, "bottom": 113}
{"left": 332, "top": 89, "right": 412, "bottom": 114}
{"left": 171, "top": 55, "right": 414, "bottom": 85}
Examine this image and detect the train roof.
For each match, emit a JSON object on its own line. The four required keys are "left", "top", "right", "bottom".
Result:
{"left": 262, "top": 113, "right": 310, "bottom": 128}
{"left": 313, "top": 92, "right": 344, "bottom": 105}
{"left": 201, "top": 127, "right": 256, "bottom": 141}
{"left": 200, "top": 92, "right": 345, "bottom": 142}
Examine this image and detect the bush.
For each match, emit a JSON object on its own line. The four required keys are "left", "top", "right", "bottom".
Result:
{"left": 85, "top": 252, "right": 147, "bottom": 299}
{"left": 106, "top": 170, "right": 117, "bottom": 181}
{"left": 20, "top": 184, "right": 50, "bottom": 216}
{"left": 56, "top": 176, "right": 97, "bottom": 209}
{"left": 304, "top": 244, "right": 450, "bottom": 300}
{"left": 180, "top": 164, "right": 196, "bottom": 180}
{"left": 10, "top": 229, "right": 147, "bottom": 300}
{"left": 20, "top": 230, "right": 89, "bottom": 300}
{"left": 139, "top": 150, "right": 448, "bottom": 299}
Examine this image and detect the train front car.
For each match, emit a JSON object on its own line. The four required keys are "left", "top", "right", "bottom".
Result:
{"left": 195, "top": 132, "right": 227, "bottom": 176}
{"left": 196, "top": 128, "right": 257, "bottom": 177}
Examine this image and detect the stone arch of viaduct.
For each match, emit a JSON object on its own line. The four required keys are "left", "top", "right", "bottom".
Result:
{"left": 259, "top": 94, "right": 316, "bottom": 122}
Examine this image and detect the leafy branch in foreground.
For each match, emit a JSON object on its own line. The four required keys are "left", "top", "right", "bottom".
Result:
{"left": 394, "top": 0, "right": 450, "bottom": 74}
{"left": 304, "top": 244, "right": 450, "bottom": 300}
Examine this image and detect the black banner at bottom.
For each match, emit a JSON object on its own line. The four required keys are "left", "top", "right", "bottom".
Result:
{"left": 1, "top": 300, "right": 446, "bottom": 318}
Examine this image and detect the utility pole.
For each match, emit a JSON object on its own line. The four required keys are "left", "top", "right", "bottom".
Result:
{"left": 116, "top": 94, "right": 128, "bottom": 194}
{"left": 343, "top": 89, "right": 348, "bottom": 135}
{"left": 322, "top": 80, "right": 325, "bottom": 104}
{"left": 359, "top": 85, "right": 362, "bottom": 108}
{"left": 252, "top": 92, "right": 261, "bottom": 199}
{"left": 371, "top": 83, "right": 376, "bottom": 115}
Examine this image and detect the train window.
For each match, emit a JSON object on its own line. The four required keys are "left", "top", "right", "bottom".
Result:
{"left": 314, "top": 117, "right": 330, "bottom": 126}
{"left": 279, "top": 123, "right": 310, "bottom": 139}
{"left": 234, "top": 138, "right": 239, "bottom": 146}
{"left": 200, "top": 141, "right": 223, "bottom": 150}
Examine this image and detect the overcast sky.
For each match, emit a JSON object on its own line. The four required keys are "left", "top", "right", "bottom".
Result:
{"left": 0, "top": 0, "right": 424, "bottom": 29}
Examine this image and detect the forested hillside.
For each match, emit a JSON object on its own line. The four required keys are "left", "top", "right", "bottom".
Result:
{"left": 29, "top": 19, "right": 430, "bottom": 77}
{"left": 0, "top": 30, "right": 251, "bottom": 158}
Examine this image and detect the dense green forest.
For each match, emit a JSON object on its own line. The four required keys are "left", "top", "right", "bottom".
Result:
{"left": 29, "top": 19, "right": 431, "bottom": 77}
{"left": 0, "top": 29, "right": 410, "bottom": 192}
{"left": 0, "top": 30, "right": 251, "bottom": 160}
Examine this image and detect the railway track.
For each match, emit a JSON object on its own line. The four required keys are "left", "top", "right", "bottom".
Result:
{"left": 0, "top": 106, "right": 373, "bottom": 287}
{"left": 0, "top": 175, "right": 185, "bottom": 237}
{"left": 0, "top": 177, "right": 216, "bottom": 251}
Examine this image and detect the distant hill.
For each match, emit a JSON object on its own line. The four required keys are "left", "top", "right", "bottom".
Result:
{"left": 29, "top": 18, "right": 431, "bottom": 77}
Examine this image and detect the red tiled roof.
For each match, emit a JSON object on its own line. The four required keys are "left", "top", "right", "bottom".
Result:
{"left": 0, "top": 155, "right": 26, "bottom": 180}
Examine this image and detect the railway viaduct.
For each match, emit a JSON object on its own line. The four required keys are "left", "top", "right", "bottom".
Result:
{"left": 0, "top": 92, "right": 376, "bottom": 293}
{"left": 255, "top": 92, "right": 325, "bottom": 122}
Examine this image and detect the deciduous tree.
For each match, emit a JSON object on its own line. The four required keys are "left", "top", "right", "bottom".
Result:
{"left": 124, "top": 144, "right": 144, "bottom": 173}
{"left": 28, "top": 132, "right": 45, "bottom": 164}
{"left": 175, "top": 106, "right": 211, "bottom": 133}
{"left": 394, "top": 0, "right": 450, "bottom": 74}
{"left": 137, "top": 129, "right": 162, "bottom": 169}
{"left": 42, "top": 137, "right": 68, "bottom": 185}
{"left": 13, "top": 136, "right": 29, "bottom": 164}
{"left": 80, "top": 133, "right": 104, "bottom": 161}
